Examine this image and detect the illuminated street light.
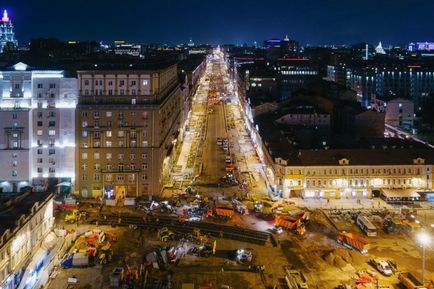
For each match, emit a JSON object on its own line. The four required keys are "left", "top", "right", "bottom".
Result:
{"left": 417, "top": 231, "right": 431, "bottom": 283}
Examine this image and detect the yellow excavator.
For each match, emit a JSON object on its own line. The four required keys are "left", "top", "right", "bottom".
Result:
{"left": 65, "top": 210, "right": 87, "bottom": 223}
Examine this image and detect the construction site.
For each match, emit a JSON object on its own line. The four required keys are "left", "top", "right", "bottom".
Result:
{"left": 45, "top": 186, "right": 434, "bottom": 289}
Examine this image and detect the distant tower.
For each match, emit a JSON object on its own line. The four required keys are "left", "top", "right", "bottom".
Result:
{"left": 375, "top": 41, "right": 386, "bottom": 54}
{"left": 0, "top": 10, "right": 18, "bottom": 52}
{"left": 187, "top": 37, "right": 195, "bottom": 47}
{"left": 365, "top": 43, "right": 369, "bottom": 60}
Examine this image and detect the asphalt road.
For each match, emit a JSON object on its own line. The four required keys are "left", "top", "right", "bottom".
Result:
{"left": 197, "top": 61, "right": 229, "bottom": 186}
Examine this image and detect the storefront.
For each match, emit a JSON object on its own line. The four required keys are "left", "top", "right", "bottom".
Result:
{"left": 380, "top": 189, "right": 420, "bottom": 204}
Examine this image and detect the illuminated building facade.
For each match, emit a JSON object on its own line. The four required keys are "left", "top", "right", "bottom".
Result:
{"left": 344, "top": 64, "right": 434, "bottom": 108}
{"left": 272, "top": 150, "right": 434, "bottom": 199}
{"left": 0, "top": 63, "right": 77, "bottom": 193}
{"left": 408, "top": 42, "right": 434, "bottom": 52}
{"left": 76, "top": 63, "right": 181, "bottom": 198}
{"left": 0, "top": 10, "right": 18, "bottom": 53}
{"left": 0, "top": 193, "right": 54, "bottom": 289}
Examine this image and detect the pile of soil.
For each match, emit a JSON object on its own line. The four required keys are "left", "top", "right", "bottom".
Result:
{"left": 323, "top": 248, "right": 368, "bottom": 269}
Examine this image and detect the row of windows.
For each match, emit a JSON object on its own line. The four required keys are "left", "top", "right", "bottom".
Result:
{"left": 82, "top": 111, "right": 147, "bottom": 118}
{"left": 81, "top": 173, "right": 148, "bottom": 181}
{"left": 36, "top": 83, "right": 57, "bottom": 89}
{"left": 82, "top": 140, "right": 148, "bottom": 148}
{"left": 37, "top": 121, "right": 56, "bottom": 127}
{"left": 36, "top": 130, "right": 56, "bottom": 136}
{"left": 303, "top": 178, "right": 424, "bottom": 188}
{"left": 84, "top": 79, "right": 148, "bottom": 87}
{"left": 91, "top": 89, "right": 143, "bottom": 96}
{"left": 81, "top": 153, "right": 147, "bottom": 160}
{"left": 37, "top": 111, "right": 56, "bottom": 118}
{"left": 37, "top": 148, "right": 56, "bottom": 155}
{"left": 82, "top": 130, "right": 148, "bottom": 138}
{"left": 37, "top": 167, "right": 56, "bottom": 173}
{"left": 81, "top": 163, "right": 147, "bottom": 171}
{"left": 285, "top": 167, "right": 424, "bottom": 176}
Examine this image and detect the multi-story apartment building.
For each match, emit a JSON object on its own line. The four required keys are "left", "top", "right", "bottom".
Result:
{"left": 328, "top": 61, "right": 434, "bottom": 108}
{"left": 76, "top": 62, "right": 181, "bottom": 199}
{"left": 0, "top": 62, "right": 77, "bottom": 193}
{"left": 0, "top": 192, "right": 54, "bottom": 289}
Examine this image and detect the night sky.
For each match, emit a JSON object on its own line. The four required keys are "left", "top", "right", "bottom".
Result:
{"left": 3, "top": 0, "right": 434, "bottom": 46}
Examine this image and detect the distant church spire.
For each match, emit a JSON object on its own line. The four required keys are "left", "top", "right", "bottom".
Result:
{"left": 2, "top": 10, "right": 9, "bottom": 22}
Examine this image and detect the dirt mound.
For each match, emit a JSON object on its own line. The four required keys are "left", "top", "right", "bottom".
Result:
{"left": 323, "top": 248, "right": 367, "bottom": 269}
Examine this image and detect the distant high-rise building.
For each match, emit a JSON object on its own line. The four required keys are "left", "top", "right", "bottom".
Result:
{"left": 0, "top": 10, "right": 18, "bottom": 52}
{"left": 408, "top": 42, "right": 434, "bottom": 52}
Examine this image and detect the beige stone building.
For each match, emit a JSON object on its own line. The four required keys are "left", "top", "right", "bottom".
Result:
{"left": 272, "top": 149, "right": 434, "bottom": 200}
{"left": 75, "top": 63, "right": 181, "bottom": 198}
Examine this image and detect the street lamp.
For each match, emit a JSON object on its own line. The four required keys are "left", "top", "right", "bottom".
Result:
{"left": 417, "top": 231, "right": 431, "bottom": 283}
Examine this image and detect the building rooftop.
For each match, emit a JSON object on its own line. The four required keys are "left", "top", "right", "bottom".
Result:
{"left": 0, "top": 191, "right": 52, "bottom": 239}
{"left": 255, "top": 108, "right": 434, "bottom": 165}
{"left": 285, "top": 147, "right": 434, "bottom": 166}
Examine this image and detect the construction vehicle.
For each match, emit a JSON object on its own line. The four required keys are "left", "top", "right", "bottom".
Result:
{"left": 215, "top": 199, "right": 234, "bottom": 219}
{"left": 284, "top": 267, "right": 308, "bottom": 289}
{"left": 64, "top": 209, "right": 86, "bottom": 223}
{"left": 275, "top": 216, "right": 306, "bottom": 235}
{"left": 383, "top": 218, "right": 420, "bottom": 233}
{"left": 370, "top": 258, "right": 393, "bottom": 276}
{"left": 196, "top": 240, "right": 216, "bottom": 257}
{"left": 398, "top": 272, "right": 429, "bottom": 289}
{"left": 98, "top": 243, "right": 113, "bottom": 265}
{"left": 158, "top": 227, "right": 176, "bottom": 242}
{"left": 61, "top": 252, "right": 89, "bottom": 268}
{"left": 337, "top": 232, "right": 369, "bottom": 254}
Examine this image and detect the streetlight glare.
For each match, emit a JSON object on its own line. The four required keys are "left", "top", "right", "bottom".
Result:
{"left": 418, "top": 231, "right": 431, "bottom": 246}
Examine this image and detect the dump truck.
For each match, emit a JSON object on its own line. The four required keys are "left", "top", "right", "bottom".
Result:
{"left": 398, "top": 272, "right": 427, "bottom": 289}
{"left": 275, "top": 216, "right": 306, "bottom": 235}
{"left": 284, "top": 267, "right": 308, "bottom": 289}
{"left": 215, "top": 199, "right": 234, "bottom": 219}
{"left": 337, "top": 232, "right": 369, "bottom": 254}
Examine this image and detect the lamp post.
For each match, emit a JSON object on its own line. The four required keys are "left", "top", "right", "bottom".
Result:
{"left": 417, "top": 231, "right": 431, "bottom": 284}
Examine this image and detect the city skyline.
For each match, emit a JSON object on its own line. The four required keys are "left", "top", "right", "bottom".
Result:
{"left": 2, "top": 0, "right": 434, "bottom": 46}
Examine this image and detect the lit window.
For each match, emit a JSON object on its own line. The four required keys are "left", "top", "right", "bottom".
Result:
{"left": 12, "top": 170, "right": 17, "bottom": 176}
{"left": 106, "top": 131, "right": 112, "bottom": 137}
{"left": 106, "top": 141, "right": 112, "bottom": 147}
{"left": 94, "top": 153, "right": 100, "bottom": 159}
{"left": 82, "top": 121, "right": 88, "bottom": 128}
{"left": 106, "top": 153, "right": 112, "bottom": 160}
{"left": 48, "top": 130, "right": 55, "bottom": 136}
{"left": 82, "top": 131, "right": 88, "bottom": 137}
{"left": 106, "top": 111, "right": 112, "bottom": 117}
{"left": 82, "top": 153, "right": 88, "bottom": 160}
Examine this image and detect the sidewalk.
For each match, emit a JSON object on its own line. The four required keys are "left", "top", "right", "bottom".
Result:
{"left": 292, "top": 198, "right": 394, "bottom": 210}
